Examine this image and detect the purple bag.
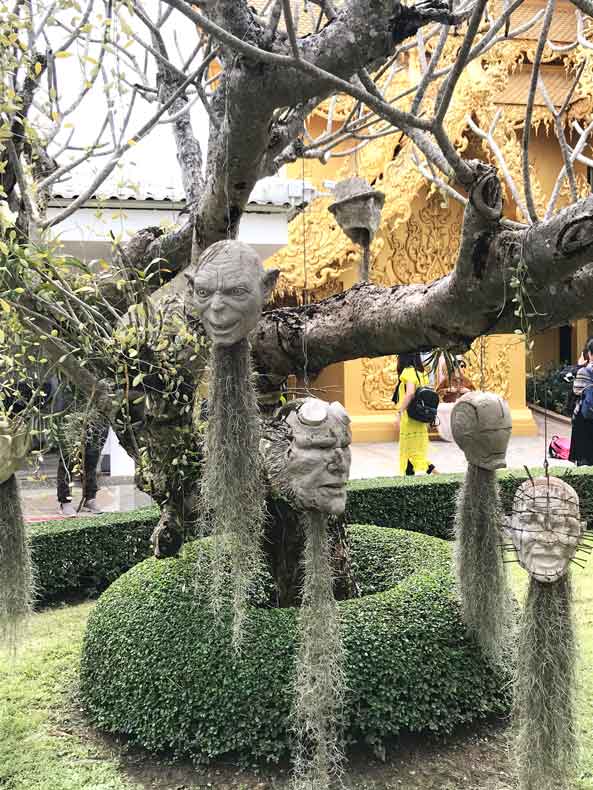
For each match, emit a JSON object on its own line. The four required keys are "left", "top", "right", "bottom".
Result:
{"left": 548, "top": 435, "right": 570, "bottom": 460}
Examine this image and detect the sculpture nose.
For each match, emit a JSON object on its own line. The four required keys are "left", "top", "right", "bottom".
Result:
{"left": 210, "top": 291, "right": 225, "bottom": 311}
{"left": 328, "top": 448, "right": 348, "bottom": 473}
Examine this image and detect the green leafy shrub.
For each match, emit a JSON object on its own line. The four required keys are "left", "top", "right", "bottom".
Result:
{"left": 526, "top": 365, "right": 573, "bottom": 417}
{"left": 346, "top": 475, "right": 460, "bottom": 539}
{"left": 80, "top": 525, "right": 510, "bottom": 765}
{"left": 30, "top": 506, "right": 159, "bottom": 602}
{"left": 28, "top": 467, "right": 593, "bottom": 603}
{"left": 346, "top": 467, "right": 593, "bottom": 539}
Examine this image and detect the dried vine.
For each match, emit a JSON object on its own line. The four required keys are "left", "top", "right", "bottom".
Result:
{"left": 0, "top": 474, "right": 34, "bottom": 655}
{"left": 200, "top": 340, "right": 265, "bottom": 645}
{"left": 454, "top": 464, "right": 512, "bottom": 664}
{"left": 292, "top": 512, "right": 346, "bottom": 790}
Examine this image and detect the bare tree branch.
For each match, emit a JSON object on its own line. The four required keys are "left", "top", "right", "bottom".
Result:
{"left": 522, "top": 0, "right": 555, "bottom": 224}
{"left": 247, "top": 193, "right": 593, "bottom": 376}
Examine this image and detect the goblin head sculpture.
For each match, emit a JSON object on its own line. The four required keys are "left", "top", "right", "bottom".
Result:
{"left": 509, "top": 477, "right": 585, "bottom": 584}
{"left": 0, "top": 418, "right": 29, "bottom": 485}
{"left": 451, "top": 391, "right": 512, "bottom": 470}
{"left": 187, "top": 240, "right": 280, "bottom": 347}
{"left": 261, "top": 397, "right": 352, "bottom": 516}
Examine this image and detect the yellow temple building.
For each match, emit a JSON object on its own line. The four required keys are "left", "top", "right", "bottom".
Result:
{"left": 261, "top": 0, "right": 593, "bottom": 442}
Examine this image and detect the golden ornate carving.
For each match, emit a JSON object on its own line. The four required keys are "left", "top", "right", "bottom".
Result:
{"left": 360, "top": 336, "right": 514, "bottom": 414}
{"left": 271, "top": 197, "right": 358, "bottom": 295}
{"left": 465, "top": 337, "right": 513, "bottom": 401}
{"left": 361, "top": 356, "right": 398, "bottom": 411}
{"left": 381, "top": 192, "right": 464, "bottom": 286}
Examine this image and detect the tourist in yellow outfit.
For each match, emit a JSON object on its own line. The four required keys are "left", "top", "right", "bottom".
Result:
{"left": 394, "top": 353, "right": 437, "bottom": 476}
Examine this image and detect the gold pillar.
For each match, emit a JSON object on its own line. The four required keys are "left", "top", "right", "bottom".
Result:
{"left": 466, "top": 335, "right": 537, "bottom": 437}
{"left": 575, "top": 319, "right": 590, "bottom": 358}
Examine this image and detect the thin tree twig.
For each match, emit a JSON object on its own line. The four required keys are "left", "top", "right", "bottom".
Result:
{"left": 41, "top": 63, "right": 207, "bottom": 230}
{"left": 435, "top": 0, "right": 488, "bottom": 124}
{"left": 466, "top": 112, "right": 528, "bottom": 218}
{"left": 282, "top": 0, "right": 300, "bottom": 59}
{"left": 522, "top": 0, "right": 555, "bottom": 223}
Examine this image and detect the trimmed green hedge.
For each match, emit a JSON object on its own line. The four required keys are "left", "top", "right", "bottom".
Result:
{"left": 80, "top": 525, "right": 510, "bottom": 764}
{"left": 346, "top": 466, "right": 593, "bottom": 540}
{"left": 28, "top": 466, "right": 593, "bottom": 602}
{"left": 30, "top": 507, "right": 159, "bottom": 602}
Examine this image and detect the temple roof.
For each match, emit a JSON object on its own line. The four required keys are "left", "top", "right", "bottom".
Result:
{"left": 491, "top": 0, "right": 578, "bottom": 44}
{"left": 249, "top": 0, "right": 344, "bottom": 35}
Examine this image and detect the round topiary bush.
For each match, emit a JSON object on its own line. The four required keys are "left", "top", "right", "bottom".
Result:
{"left": 80, "top": 525, "right": 510, "bottom": 764}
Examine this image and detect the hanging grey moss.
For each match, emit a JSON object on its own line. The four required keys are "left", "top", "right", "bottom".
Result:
{"left": 454, "top": 464, "right": 512, "bottom": 664}
{"left": 0, "top": 474, "right": 34, "bottom": 654}
{"left": 513, "top": 575, "right": 577, "bottom": 790}
{"left": 292, "top": 512, "right": 346, "bottom": 790}
{"left": 200, "top": 340, "right": 265, "bottom": 645}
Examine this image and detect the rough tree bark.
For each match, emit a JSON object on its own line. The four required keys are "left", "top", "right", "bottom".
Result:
{"left": 6, "top": 0, "right": 593, "bottom": 578}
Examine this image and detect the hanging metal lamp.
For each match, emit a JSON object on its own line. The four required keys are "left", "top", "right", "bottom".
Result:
{"left": 328, "top": 176, "right": 385, "bottom": 280}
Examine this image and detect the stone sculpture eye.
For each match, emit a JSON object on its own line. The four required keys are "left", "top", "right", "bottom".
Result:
{"left": 196, "top": 288, "right": 209, "bottom": 298}
{"left": 230, "top": 286, "right": 248, "bottom": 296}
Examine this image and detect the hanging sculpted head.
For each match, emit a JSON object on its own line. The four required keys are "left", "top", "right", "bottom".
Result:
{"left": 0, "top": 419, "right": 29, "bottom": 485}
{"left": 509, "top": 476, "right": 585, "bottom": 584}
{"left": 451, "top": 391, "right": 512, "bottom": 470}
{"left": 187, "top": 240, "right": 280, "bottom": 346}
{"left": 261, "top": 398, "right": 352, "bottom": 515}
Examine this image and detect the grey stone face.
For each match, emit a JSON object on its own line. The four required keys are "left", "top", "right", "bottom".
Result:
{"left": 262, "top": 399, "right": 352, "bottom": 516}
{"left": 285, "top": 400, "right": 352, "bottom": 515}
{"left": 509, "top": 477, "right": 584, "bottom": 584}
{"left": 0, "top": 419, "right": 29, "bottom": 485}
{"left": 190, "top": 241, "right": 279, "bottom": 347}
{"left": 451, "top": 391, "right": 512, "bottom": 470}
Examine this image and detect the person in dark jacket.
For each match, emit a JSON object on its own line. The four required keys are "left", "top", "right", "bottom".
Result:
{"left": 48, "top": 377, "right": 109, "bottom": 517}
{"left": 569, "top": 338, "right": 593, "bottom": 466}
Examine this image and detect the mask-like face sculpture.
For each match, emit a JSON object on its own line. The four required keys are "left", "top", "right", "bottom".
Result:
{"left": 188, "top": 240, "right": 280, "bottom": 347}
{"left": 262, "top": 398, "right": 352, "bottom": 516}
{"left": 451, "top": 391, "right": 512, "bottom": 470}
{"left": 0, "top": 419, "right": 29, "bottom": 484}
{"left": 509, "top": 477, "right": 584, "bottom": 583}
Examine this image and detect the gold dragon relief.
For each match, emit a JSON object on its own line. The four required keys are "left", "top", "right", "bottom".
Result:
{"left": 361, "top": 356, "right": 398, "bottom": 411}
{"left": 382, "top": 192, "right": 463, "bottom": 286}
{"left": 361, "top": 337, "right": 512, "bottom": 413}
{"left": 465, "top": 337, "right": 513, "bottom": 401}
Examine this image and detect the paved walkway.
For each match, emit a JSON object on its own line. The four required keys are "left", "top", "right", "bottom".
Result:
{"left": 20, "top": 409, "right": 572, "bottom": 523}
{"left": 351, "top": 410, "right": 571, "bottom": 479}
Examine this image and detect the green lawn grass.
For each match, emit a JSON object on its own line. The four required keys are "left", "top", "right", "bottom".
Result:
{"left": 0, "top": 603, "right": 136, "bottom": 790}
{"left": 1, "top": 564, "right": 592, "bottom": 789}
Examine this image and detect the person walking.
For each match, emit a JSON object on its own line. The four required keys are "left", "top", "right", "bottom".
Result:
{"left": 57, "top": 422, "right": 109, "bottom": 516}
{"left": 569, "top": 338, "right": 593, "bottom": 466}
{"left": 49, "top": 379, "right": 110, "bottom": 517}
{"left": 393, "top": 352, "right": 436, "bottom": 475}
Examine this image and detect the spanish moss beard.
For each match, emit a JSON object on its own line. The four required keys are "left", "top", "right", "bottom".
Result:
{"left": 0, "top": 474, "right": 34, "bottom": 655}
{"left": 454, "top": 463, "right": 513, "bottom": 664}
{"left": 200, "top": 340, "right": 265, "bottom": 647}
{"left": 292, "top": 511, "right": 346, "bottom": 790}
{"left": 513, "top": 574, "right": 578, "bottom": 790}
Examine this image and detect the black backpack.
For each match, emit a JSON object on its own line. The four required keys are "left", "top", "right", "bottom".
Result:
{"left": 407, "top": 386, "right": 440, "bottom": 424}
{"left": 391, "top": 371, "right": 440, "bottom": 425}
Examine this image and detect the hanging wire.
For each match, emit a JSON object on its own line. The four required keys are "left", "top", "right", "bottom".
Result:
{"left": 301, "top": 153, "right": 311, "bottom": 392}
{"left": 543, "top": 375, "right": 550, "bottom": 478}
{"left": 224, "top": 60, "right": 236, "bottom": 240}
{"left": 479, "top": 335, "right": 486, "bottom": 391}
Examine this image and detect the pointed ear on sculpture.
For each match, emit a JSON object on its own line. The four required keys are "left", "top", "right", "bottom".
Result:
{"left": 263, "top": 268, "right": 280, "bottom": 300}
